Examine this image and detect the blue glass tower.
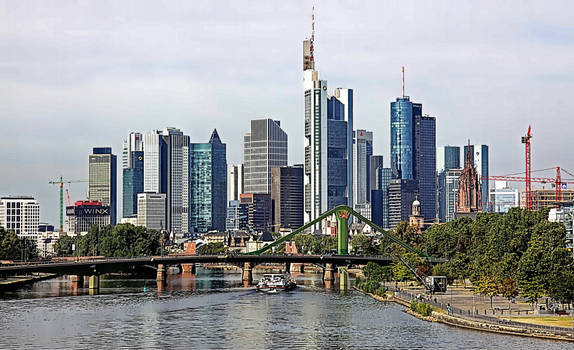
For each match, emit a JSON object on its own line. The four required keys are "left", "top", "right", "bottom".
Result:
{"left": 190, "top": 129, "right": 227, "bottom": 232}
{"left": 122, "top": 151, "right": 143, "bottom": 218}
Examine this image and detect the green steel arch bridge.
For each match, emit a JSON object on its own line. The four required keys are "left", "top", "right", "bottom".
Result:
{"left": 0, "top": 205, "right": 445, "bottom": 291}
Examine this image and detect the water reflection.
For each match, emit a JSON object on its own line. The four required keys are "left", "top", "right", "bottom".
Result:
{"left": 0, "top": 269, "right": 568, "bottom": 350}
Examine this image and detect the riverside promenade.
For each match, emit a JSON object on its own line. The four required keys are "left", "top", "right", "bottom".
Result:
{"left": 379, "top": 285, "right": 574, "bottom": 342}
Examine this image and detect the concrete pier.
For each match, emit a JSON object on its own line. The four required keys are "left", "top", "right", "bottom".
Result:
{"left": 181, "top": 263, "right": 196, "bottom": 274}
{"left": 323, "top": 263, "right": 335, "bottom": 282}
{"left": 156, "top": 264, "right": 167, "bottom": 282}
{"left": 242, "top": 262, "right": 253, "bottom": 285}
{"left": 285, "top": 262, "right": 291, "bottom": 274}
{"left": 71, "top": 275, "right": 84, "bottom": 286}
{"left": 338, "top": 267, "right": 348, "bottom": 290}
{"left": 88, "top": 275, "right": 99, "bottom": 291}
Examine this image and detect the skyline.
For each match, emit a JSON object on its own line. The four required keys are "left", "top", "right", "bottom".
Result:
{"left": 2, "top": 1, "right": 574, "bottom": 225}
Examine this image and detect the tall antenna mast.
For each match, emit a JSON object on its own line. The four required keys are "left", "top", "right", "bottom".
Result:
{"left": 310, "top": 6, "right": 315, "bottom": 63}
{"left": 402, "top": 66, "right": 405, "bottom": 97}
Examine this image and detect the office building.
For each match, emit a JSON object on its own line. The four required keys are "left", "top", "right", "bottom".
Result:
{"left": 228, "top": 164, "right": 244, "bottom": 201}
{"left": 226, "top": 200, "right": 249, "bottom": 231}
{"left": 88, "top": 147, "right": 117, "bottom": 225}
{"left": 143, "top": 127, "right": 190, "bottom": 235}
{"left": 489, "top": 181, "right": 520, "bottom": 213}
{"left": 240, "top": 193, "right": 272, "bottom": 232}
{"left": 388, "top": 179, "right": 418, "bottom": 229}
{"left": 122, "top": 150, "right": 143, "bottom": 218}
{"left": 271, "top": 165, "right": 303, "bottom": 230}
{"left": 136, "top": 193, "right": 166, "bottom": 231}
{"left": 548, "top": 206, "right": 574, "bottom": 255}
{"left": 190, "top": 129, "right": 228, "bottom": 232}
{"left": 463, "top": 144, "right": 489, "bottom": 211}
{"left": 371, "top": 167, "right": 392, "bottom": 229}
{"left": 66, "top": 200, "right": 110, "bottom": 235}
{"left": 122, "top": 132, "right": 143, "bottom": 170}
{"left": 303, "top": 25, "right": 353, "bottom": 226}
{"left": 353, "top": 130, "right": 373, "bottom": 206}
{"left": 437, "top": 146, "right": 461, "bottom": 221}
{"left": 0, "top": 196, "right": 40, "bottom": 241}
{"left": 369, "top": 156, "right": 384, "bottom": 200}
{"left": 389, "top": 70, "right": 436, "bottom": 224}
{"left": 243, "top": 119, "right": 288, "bottom": 195}
{"left": 445, "top": 169, "right": 462, "bottom": 222}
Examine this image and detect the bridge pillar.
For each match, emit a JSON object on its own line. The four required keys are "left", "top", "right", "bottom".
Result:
{"left": 88, "top": 275, "right": 100, "bottom": 291}
{"left": 335, "top": 209, "right": 351, "bottom": 254}
{"left": 156, "top": 264, "right": 167, "bottom": 282}
{"left": 338, "top": 267, "right": 348, "bottom": 290}
{"left": 323, "top": 263, "right": 335, "bottom": 282}
{"left": 242, "top": 262, "right": 253, "bottom": 285}
{"left": 71, "top": 275, "right": 84, "bottom": 286}
{"left": 285, "top": 262, "right": 291, "bottom": 274}
{"left": 181, "top": 263, "right": 196, "bottom": 274}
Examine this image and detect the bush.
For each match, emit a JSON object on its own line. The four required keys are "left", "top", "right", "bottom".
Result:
{"left": 363, "top": 280, "right": 380, "bottom": 294}
{"left": 375, "top": 286, "right": 386, "bottom": 297}
{"left": 410, "top": 299, "right": 433, "bottom": 317}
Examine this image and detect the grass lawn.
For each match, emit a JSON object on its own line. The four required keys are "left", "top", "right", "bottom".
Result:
{"left": 503, "top": 316, "right": 574, "bottom": 328}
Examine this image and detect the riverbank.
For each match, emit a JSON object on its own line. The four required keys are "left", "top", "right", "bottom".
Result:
{"left": 355, "top": 286, "right": 574, "bottom": 343}
{"left": 0, "top": 274, "right": 57, "bottom": 290}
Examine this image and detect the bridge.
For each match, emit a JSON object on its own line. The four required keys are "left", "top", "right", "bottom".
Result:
{"left": 0, "top": 205, "right": 445, "bottom": 292}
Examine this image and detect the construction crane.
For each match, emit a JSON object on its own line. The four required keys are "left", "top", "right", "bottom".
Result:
{"left": 65, "top": 189, "right": 71, "bottom": 206}
{"left": 48, "top": 176, "right": 88, "bottom": 232}
{"left": 484, "top": 166, "right": 574, "bottom": 209}
{"left": 521, "top": 126, "right": 533, "bottom": 209}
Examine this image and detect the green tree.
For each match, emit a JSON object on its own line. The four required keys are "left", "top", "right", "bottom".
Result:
{"left": 475, "top": 275, "right": 499, "bottom": 308}
{"left": 0, "top": 227, "right": 38, "bottom": 261}
{"left": 350, "top": 233, "right": 376, "bottom": 255}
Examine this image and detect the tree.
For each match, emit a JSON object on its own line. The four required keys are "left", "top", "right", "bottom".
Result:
{"left": 0, "top": 227, "right": 38, "bottom": 261}
{"left": 499, "top": 278, "right": 519, "bottom": 312}
{"left": 476, "top": 275, "right": 499, "bottom": 308}
{"left": 350, "top": 233, "right": 376, "bottom": 255}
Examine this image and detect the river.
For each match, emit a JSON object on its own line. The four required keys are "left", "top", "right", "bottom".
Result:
{"left": 0, "top": 269, "right": 570, "bottom": 349}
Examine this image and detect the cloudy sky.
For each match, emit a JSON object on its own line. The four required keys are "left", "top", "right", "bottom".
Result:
{"left": 1, "top": 0, "right": 573, "bottom": 225}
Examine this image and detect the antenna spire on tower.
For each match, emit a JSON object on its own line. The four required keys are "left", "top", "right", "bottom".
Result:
{"left": 402, "top": 66, "right": 405, "bottom": 97}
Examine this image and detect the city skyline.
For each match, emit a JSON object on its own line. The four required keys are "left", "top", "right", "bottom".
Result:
{"left": 1, "top": 1, "right": 574, "bottom": 225}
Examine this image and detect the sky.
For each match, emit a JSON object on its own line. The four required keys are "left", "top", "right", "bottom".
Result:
{"left": 1, "top": 0, "right": 574, "bottom": 225}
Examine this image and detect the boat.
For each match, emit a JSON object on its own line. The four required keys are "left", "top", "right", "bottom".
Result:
{"left": 256, "top": 274, "right": 296, "bottom": 293}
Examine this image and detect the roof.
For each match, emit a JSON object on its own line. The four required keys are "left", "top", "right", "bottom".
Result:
{"left": 209, "top": 129, "right": 222, "bottom": 144}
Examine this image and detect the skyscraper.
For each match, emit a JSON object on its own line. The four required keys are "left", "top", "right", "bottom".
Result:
{"left": 122, "top": 150, "right": 143, "bottom": 218}
{"left": 243, "top": 119, "right": 288, "bottom": 194}
{"left": 0, "top": 196, "right": 40, "bottom": 241}
{"left": 271, "top": 165, "right": 303, "bottom": 231}
{"left": 228, "top": 164, "right": 244, "bottom": 202}
{"left": 371, "top": 167, "right": 392, "bottom": 229}
{"left": 143, "top": 127, "right": 190, "bottom": 235}
{"left": 137, "top": 193, "right": 166, "bottom": 230}
{"left": 463, "top": 144, "right": 489, "bottom": 211}
{"left": 303, "top": 19, "right": 353, "bottom": 225}
{"left": 189, "top": 129, "right": 227, "bottom": 232}
{"left": 389, "top": 68, "right": 436, "bottom": 226}
{"left": 437, "top": 146, "right": 461, "bottom": 222}
{"left": 353, "top": 129, "right": 373, "bottom": 206}
{"left": 369, "top": 155, "right": 384, "bottom": 201}
{"left": 122, "top": 132, "right": 143, "bottom": 170}
{"left": 88, "top": 147, "right": 117, "bottom": 225}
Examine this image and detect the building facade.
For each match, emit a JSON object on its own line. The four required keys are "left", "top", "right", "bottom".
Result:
{"left": 226, "top": 200, "right": 249, "bottom": 231}
{"left": 228, "top": 164, "right": 244, "bottom": 201}
{"left": 489, "top": 181, "right": 520, "bottom": 213}
{"left": 271, "top": 165, "right": 304, "bottom": 231}
{"left": 136, "top": 193, "right": 166, "bottom": 230}
{"left": 122, "top": 150, "right": 143, "bottom": 218}
{"left": 66, "top": 201, "right": 110, "bottom": 235}
{"left": 437, "top": 146, "right": 461, "bottom": 221}
{"left": 353, "top": 129, "right": 373, "bottom": 206}
{"left": 240, "top": 193, "right": 272, "bottom": 232}
{"left": 521, "top": 189, "right": 574, "bottom": 210}
{"left": 88, "top": 147, "right": 117, "bottom": 225}
{"left": 369, "top": 155, "right": 384, "bottom": 201}
{"left": 0, "top": 196, "right": 40, "bottom": 241}
{"left": 548, "top": 206, "right": 574, "bottom": 255}
{"left": 445, "top": 169, "right": 462, "bottom": 222}
{"left": 143, "top": 127, "right": 190, "bottom": 235}
{"left": 388, "top": 179, "right": 418, "bottom": 229}
{"left": 122, "top": 132, "right": 143, "bottom": 170}
{"left": 243, "top": 119, "right": 288, "bottom": 195}
{"left": 189, "top": 129, "right": 227, "bottom": 232}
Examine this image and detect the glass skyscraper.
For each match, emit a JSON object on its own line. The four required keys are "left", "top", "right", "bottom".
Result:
{"left": 389, "top": 92, "right": 436, "bottom": 225}
{"left": 190, "top": 129, "right": 227, "bottom": 232}
{"left": 353, "top": 129, "right": 373, "bottom": 206}
{"left": 437, "top": 146, "right": 461, "bottom": 222}
{"left": 122, "top": 150, "right": 143, "bottom": 218}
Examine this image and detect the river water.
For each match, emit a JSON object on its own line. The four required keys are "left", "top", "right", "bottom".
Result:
{"left": 0, "top": 269, "right": 570, "bottom": 349}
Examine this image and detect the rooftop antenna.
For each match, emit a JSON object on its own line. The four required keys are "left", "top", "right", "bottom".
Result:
{"left": 310, "top": 6, "right": 315, "bottom": 63}
{"left": 402, "top": 66, "right": 405, "bottom": 97}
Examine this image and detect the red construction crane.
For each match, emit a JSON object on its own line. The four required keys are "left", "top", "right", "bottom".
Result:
{"left": 521, "top": 126, "right": 532, "bottom": 209}
{"left": 483, "top": 166, "right": 574, "bottom": 208}
{"left": 65, "top": 189, "right": 71, "bottom": 206}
